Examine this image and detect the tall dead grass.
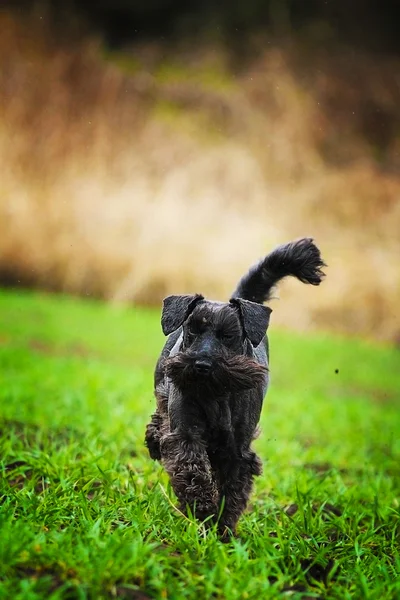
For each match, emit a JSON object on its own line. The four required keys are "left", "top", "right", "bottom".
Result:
{"left": 1, "top": 12, "right": 399, "bottom": 340}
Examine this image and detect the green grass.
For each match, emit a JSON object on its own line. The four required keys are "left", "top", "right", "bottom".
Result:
{"left": 0, "top": 289, "right": 399, "bottom": 599}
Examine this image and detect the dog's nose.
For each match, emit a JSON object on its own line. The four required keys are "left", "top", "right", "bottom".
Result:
{"left": 194, "top": 359, "right": 212, "bottom": 374}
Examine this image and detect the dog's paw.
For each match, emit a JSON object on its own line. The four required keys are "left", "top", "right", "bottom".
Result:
{"left": 218, "top": 526, "right": 238, "bottom": 543}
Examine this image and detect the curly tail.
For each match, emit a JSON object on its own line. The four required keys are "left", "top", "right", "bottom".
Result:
{"left": 231, "top": 238, "right": 326, "bottom": 304}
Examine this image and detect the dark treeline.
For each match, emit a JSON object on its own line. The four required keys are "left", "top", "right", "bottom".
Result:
{"left": 5, "top": 0, "right": 400, "bottom": 53}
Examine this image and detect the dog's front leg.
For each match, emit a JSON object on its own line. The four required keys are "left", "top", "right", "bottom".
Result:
{"left": 217, "top": 449, "right": 262, "bottom": 537}
{"left": 160, "top": 429, "right": 219, "bottom": 521}
{"left": 160, "top": 388, "right": 219, "bottom": 521}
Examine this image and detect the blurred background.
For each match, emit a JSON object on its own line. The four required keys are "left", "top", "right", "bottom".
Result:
{"left": 1, "top": 0, "right": 399, "bottom": 341}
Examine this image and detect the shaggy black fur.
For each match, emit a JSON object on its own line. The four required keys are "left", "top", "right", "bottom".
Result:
{"left": 145, "top": 237, "right": 326, "bottom": 537}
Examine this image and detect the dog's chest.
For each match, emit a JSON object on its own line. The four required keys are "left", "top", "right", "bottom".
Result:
{"left": 201, "top": 396, "right": 231, "bottom": 432}
{"left": 205, "top": 399, "right": 237, "bottom": 457}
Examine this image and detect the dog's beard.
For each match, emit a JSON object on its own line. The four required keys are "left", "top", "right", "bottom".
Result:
{"left": 164, "top": 353, "right": 268, "bottom": 394}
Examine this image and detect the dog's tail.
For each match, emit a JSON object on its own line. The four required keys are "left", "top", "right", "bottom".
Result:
{"left": 231, "top": 238, "right": 326, "bottom": 304}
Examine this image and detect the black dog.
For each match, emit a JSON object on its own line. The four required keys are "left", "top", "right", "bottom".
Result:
{"left": 145, "top": 238, "right": 326, "bottom": 537}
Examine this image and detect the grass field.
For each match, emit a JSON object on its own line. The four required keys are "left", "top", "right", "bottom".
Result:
{"left": 0, "top": 289, "right": 399, "bottom": 599}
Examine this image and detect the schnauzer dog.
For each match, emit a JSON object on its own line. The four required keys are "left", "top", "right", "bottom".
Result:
{"left": 145, "top": 238, "right": 326, "bottom": 537}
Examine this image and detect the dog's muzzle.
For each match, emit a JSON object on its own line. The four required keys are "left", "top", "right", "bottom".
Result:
{"left": 165, "top": 353, "right": 268, "bottom": 393}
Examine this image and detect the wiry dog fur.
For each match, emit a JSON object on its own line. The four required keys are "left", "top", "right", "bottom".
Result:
{"left": 145, "top": 238, "right": 326, "bottom": 537}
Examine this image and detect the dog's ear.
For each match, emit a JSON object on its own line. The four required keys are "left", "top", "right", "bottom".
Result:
{"left": 161, "top": 294, "right": 204, "bottom": 335}
{"left": 230, "top": 298, "right": 272, "bottom": 347}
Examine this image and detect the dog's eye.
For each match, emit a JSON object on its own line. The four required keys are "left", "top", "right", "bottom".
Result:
{"left": 217, "top": 330, "right": 234, "bottom": 342}
{"left": 186, "top": 323, "right": 200, "bottom": 336}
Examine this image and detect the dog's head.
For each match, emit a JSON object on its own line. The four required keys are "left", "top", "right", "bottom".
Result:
{"left": 161, "top": 295, "right": 271, "bottom": 393}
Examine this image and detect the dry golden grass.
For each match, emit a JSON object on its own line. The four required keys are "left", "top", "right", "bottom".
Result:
{"left": 1, "top": 12, "right": 399, "bottom": 340}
